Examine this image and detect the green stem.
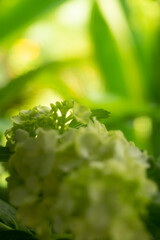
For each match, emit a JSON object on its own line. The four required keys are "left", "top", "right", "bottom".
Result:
{"left": 0, "top": 222, "right": 13, "bottom": 230}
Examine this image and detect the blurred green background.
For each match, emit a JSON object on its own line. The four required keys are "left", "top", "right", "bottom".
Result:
{"left": 0, "top": 0, "right": 160, "bottom": 158}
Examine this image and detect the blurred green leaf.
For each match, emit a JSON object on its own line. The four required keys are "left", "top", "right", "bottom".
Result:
{"left": 119, "top": 0, "right": 153, "bottom": 101}
{"left": 90, "top": 2, "right": 128, "bottom": 97}
{"left": 0, "top": 118, "right": 11, "bottom": 144}
{"left": 0, "top": 61, "right": 76, "bottom": 115}
{"left": 152, "top": 120, "right": 160, "bottom": 158}
{"left": 0, "top": 0, "right": 68, "bottom": 41}
{"left": 150, "top": 31, "right": 160, "bottom": 157}
{"left": 150, "top": 29, "right": 160, "bottom": 103}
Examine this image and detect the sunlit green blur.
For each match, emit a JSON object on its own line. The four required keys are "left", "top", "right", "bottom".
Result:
{"left": 0, "top": 0, "right": 159, "bottom": 158}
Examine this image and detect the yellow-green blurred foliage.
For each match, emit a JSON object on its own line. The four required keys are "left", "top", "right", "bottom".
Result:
{"left": 0, "top": 0, "right": 159, "bottom": 157}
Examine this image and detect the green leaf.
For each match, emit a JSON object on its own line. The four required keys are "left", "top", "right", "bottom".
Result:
{"left": 0, "top": 199, "right": 20, "bottom": 230}
{"left": 119, "top": 0, "right": 151, "bottom": 100}
{"left": 91, "top": 108, "right": 110, "bottom": 120}
{"left": 68, "top": 119, "right": 84, "bottom": 129}
{"left": 0, "top": 0, "right": 68, "bottom": 42}
{"left": 90, "top": 2, "right": 128, "bottom": 97}
{"left": 150, "top": 29, "right": 160, "bottom": 104}
{"left": 0, "top": 199, "right": 31, "bottom": 233}
{"left": 90, "top": 1, "right": 146, "bottom": 102}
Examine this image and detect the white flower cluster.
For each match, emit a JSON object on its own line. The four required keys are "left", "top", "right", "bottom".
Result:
{"left": 6, "top": 102, "right": 157, "bottom": 240}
